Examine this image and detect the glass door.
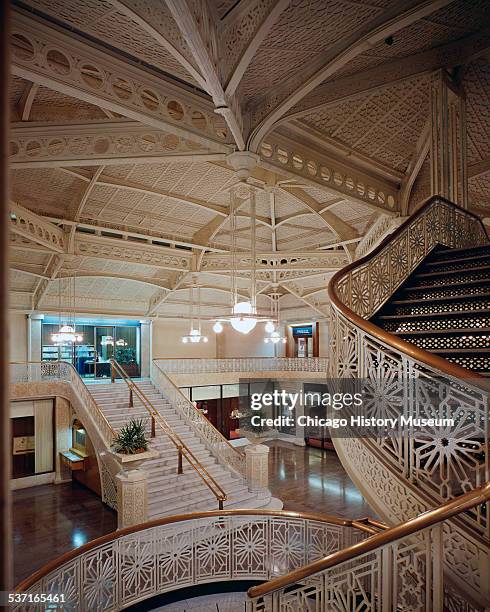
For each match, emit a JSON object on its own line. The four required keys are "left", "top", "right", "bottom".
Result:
{"left": 114, "top": 326, "right": 140, "bottom": 377}
{"left": 95, "top": 326, "right": 114, "bottom": 379}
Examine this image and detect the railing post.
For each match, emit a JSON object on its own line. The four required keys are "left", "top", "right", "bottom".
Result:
{"left": 245, "top": 444, "right": 270, "bottom": 499}
{"left": 432, "top": 525, "right": 444, "bottom": 612}
{"left": 111, "top": 361, "right": 115, "bottom": 384}
{"left": 218, "top": 498, "right": 224, "bottom": 511}
{"left": 381, "top": 545, "right": 393, "bottom": 612}
{"left": 129, "top": 387, "right": 133, "bottom": 408}
{"left": 151, "top": 415, "right": 156, "bottom": 438}
{"left": 177, "top": 447, "right": 183, "bottom": 474}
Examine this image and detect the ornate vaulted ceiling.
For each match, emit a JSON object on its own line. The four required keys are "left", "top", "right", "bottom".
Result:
{"left": 7, "top": 0, "right": 490, "bottom": 321}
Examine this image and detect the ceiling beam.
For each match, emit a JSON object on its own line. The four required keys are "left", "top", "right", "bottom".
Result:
{"left": 248, "top": 0, "right": 457, "bottom": 151}
{"left": 17, "top": 82, "right": 39, "bottom": 121}
{"left": 164, "top": 0, "right": 245, "bottom": 150}
{"left": 61, "top": 168, "right": 230, "bottom": 218}
{"left": 108, "top": 0, "right": 207, "bottom": 89}
{"left": 9, "top": 120, "right": 228, "bottom": 169}
{"left": 258, "top": 132, "right": 400, "bottom": 213}
{"left": 280, "top": 186, "right": 359, "bottom": 241}
{"left": 146, "top": 270, "right": 189, "bottom": 316}
{"left": 9, "top": 201, "right": 65, "bottom": 253}
{"left": 11, "top": 9, "right": 233, "bottom": 152}
{"left": 469, "top": 158, "right": 490, "bottom": 179}
{"left": 279, "top": 281, "right": 329, "bottom": 317}
{"left": 284, "top": 26, "right": 490, "bottom": 119}
{"left": 225, "top": 0, "right": 290, "bottom": 97}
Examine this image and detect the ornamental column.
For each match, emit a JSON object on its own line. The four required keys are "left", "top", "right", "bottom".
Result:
{"left": 430, "top": 69, "right": 467, "bottom": 207}
{"left": 245, "top": 444, "right": 270, "bottom": 499}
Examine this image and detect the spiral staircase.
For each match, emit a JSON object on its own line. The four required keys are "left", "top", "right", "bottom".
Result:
{"left": 328, "top": 196, "right": 490, "bottom": 610}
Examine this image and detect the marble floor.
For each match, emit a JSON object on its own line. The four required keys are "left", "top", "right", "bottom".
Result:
{"left": 11, "top": 441, "right": 374, "bottom": 586}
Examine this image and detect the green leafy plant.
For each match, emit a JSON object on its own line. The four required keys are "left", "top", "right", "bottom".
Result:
{"left": 112, "top": 418, "right": 149, "bottom": 454}
{"left": 115, "top": 346, "right": 136, "bottom": 365}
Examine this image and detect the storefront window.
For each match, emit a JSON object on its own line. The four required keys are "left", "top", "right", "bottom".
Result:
{"left": 41, "top": 320, "right": 141, "bottom": 378}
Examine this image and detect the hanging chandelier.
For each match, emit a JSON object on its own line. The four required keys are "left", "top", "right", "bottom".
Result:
{"left": 182, "top": 281, "right": 208, "bottom": 344}
{"left": 51, "top": 275, "right": 83, "bottom": 345}
{"left": 213, "top": 186, "right": 274, "bottom": 335}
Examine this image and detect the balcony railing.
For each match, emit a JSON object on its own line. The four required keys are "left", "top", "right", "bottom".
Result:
{"left": 153, "top": 357, "right": 328, "bottom": 375}
{"left": 14, "top": 509, "right": 371, "bottom": 612}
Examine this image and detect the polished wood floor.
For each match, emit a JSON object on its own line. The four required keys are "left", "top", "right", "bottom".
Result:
{"left": 12, "top": 442, "right": 373, "bottom": 586}
{"left": 266, "top": 441, "right": 375, "bottom": 518}
{"left": 12, "top": 481, "right": 117, "bottom": 585}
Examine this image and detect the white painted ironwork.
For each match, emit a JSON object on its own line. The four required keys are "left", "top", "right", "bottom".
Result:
{"left": 12, "top": 511, "right": 361, "bottom": 611}
{"left": 329, "top": 196, "right": 490, "bottom": 605}
{"left": 151, "top": 360, "right": 247, "bottom": 476}
{"left": 153, "top": 357, "right": 328, "bottom": 375}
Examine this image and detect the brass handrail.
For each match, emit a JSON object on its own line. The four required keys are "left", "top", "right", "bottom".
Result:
{"left": 15, "top": 508, "right": 379, "bottom": 592}
{"left": 248, "top": 481, "right": 490, "bottom": 599}
{"left": 151, "top": 359, "right": 244, "bottom": 457}
{"left": 110, "top": 359, "right": 227, "bottom": 509}
{"left": 328, "top": 195, "right": 490, "bottom": 388}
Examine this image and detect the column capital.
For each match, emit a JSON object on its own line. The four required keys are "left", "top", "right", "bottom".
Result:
{"left": 227, "top": 151, "right": 260, "bottom": 180}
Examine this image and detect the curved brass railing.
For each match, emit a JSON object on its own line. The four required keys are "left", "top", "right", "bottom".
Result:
{"left": 325, "top": 195, "right": 490, "bottom": 607}
{"left": 15, "top": 508, "right": 376, "bottom": 594}
{"left": 328, "top": 195, "right": 490, "bottom": 385}
{"left": 248, "top": 481, "right": 490, "bottom": 602}
{"left": 151, "top": 359, "right": 246, "bottom": 475}
{"left": 110, "top": 359, "right": 228, "bottom": 509}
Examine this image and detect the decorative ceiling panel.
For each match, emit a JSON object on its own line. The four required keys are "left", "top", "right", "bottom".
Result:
{"left": 29, "top": 86, "right": 107, "bottom": 121}
{"left": 238, "top": 0, "right": 382, "bottom": 103}
{"left": 298, "top": 75, "right": 430, "bottom": 172}
{"left": 464, "top": 58, "right": 490, "bottom": 166}
{"left": 23, "top": 0, "right": 200, "bottom": 87}
{"left": 11, "top": 167, "right": 82, "bottom": 217}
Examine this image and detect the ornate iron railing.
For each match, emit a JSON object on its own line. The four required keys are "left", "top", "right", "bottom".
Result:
{"left": 111, "top": 359, "right": 228, "bottom": 509}
{"left": 151, "top": 360, "right": 247, "bottom": 476}
{"left": 14, "top": 510, "right": 371, "bottom": 612}
{"left": 327, "top": 195, "right": 490, "bottom": 605}
{"left": 247, "top": 483, "right": 490, "bottom": 612}
{"left": 10, "top": 361, "right": 118, "bottom": 510}
{"left": 10, "top": 360, "right": 115, "bottom": 446}
{"left": 153, "top": 357, "right": 328, "bottom": 375}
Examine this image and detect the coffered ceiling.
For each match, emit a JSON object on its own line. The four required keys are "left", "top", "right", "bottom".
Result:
{"left": 7, "top": 0, "right": 490, "bottom": 321}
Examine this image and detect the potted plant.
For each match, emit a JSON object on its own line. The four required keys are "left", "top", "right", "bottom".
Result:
{"left": 114, "top": 346, "right": 140, "bottom": 378}
{"left": 112, "top": 418, "right": 149, "bottom": 454}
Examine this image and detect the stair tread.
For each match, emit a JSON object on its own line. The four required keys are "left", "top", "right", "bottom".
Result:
{"left": 402, "top": 277, "right": 490, "bottom": 291}
{"left": 377, "top": 308, "right": 489, "bottom": 320}
{"left": 392, "top": 292, "right": 490, "bottom": 305}
{"left": 414, "top": 264, "right": 490, "bottom": 278}
{"left": 397, "top": 327, "right": 490, "bottom": 336}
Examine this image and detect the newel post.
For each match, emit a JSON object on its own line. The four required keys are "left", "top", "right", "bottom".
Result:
{"left": 110, "top": 449, "right": 159, "bottom": 528}
{"left": 245, "top": 444, "right": 270, "bottom": 498}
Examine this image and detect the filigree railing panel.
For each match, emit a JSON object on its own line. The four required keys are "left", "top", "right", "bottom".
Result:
{"left": 13, "top": 513, "right": 354, "bottom": 612}
{"left": 247, "top": 526, "right": 441, "bottom": 612}
{"left": 10, "top": 361, "right": 118, "bottom": 509}
{"left": 329, "top": 198, "right": 490, "bottom": 536}
{"left": 151, "top": 361, "right": 247, "bottom": 476}
{"left": 154, "top": 357, "right": 328, "bottom": 375}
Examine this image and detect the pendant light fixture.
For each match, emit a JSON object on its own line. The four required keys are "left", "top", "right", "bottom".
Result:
{"left": 51, "top": 275, "right": 83, "bottom": 345}
{"left": 229, "top": 187, "right": 258, "bottom": 334}
{"left": 182, "top": 279, "right": 208, "bottom": 344}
